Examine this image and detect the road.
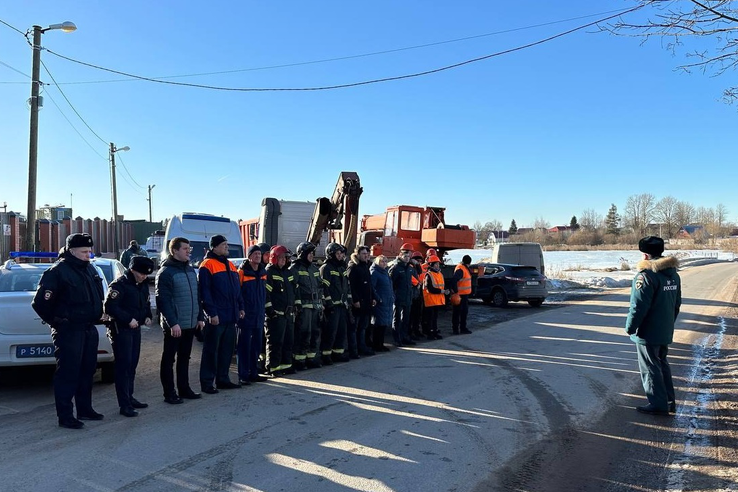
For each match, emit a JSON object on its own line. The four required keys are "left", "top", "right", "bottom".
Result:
{"left": 0, "top": 261, "right": 736, "bottom": 492}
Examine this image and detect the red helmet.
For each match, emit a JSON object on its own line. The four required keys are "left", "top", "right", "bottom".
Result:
{"left": 269, "top": 245, "right": 289, "bottom": 265}
{"left": 426, "top": 248, "right": 437, "bottom": 257}
{"left": 411, "top": 251, "right": 423, "bottom": 260}
{"left": 427, "top": 255, "right": 441, "bottom": 264}
{"left": 400, "top": 242, "right": 413, "bottom": 252}
{"left": 449, "top": 293, "right": 461, "bottom": 306}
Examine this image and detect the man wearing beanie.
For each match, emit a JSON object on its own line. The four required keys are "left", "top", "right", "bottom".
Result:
{"left": 625, "top": 236, "right": 681, "bottom": 416}
{"left": 198, "top": 235, "right": 244, "bottom": 393}
{"left": 104, "top": 256, "right": 154, "bottom": 417}
{"left": 236, "top": 245, "right": 268, "bottom": 384}
{"left": 451, "top": 254, "right": 473, "bottom": 335}
{"left": 32, "top": 233, "right": 105, "bottom": 429}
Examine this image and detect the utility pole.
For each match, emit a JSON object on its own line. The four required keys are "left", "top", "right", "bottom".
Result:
{"left": 25, "top": 26, "right": 42, "bottom": 253}
{"left": 109, "top": 143, "right": 119, "bottom": 255}
{"left": 147, "top": 184, "right": 156, "bottom": 223}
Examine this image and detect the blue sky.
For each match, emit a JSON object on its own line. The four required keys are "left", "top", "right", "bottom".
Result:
{"left": 1, "top": 1, "right": 736, "bottom": 230}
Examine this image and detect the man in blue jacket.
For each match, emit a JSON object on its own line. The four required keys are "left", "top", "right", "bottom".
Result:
{"left": 199, "top": 235, "right": 244, "bottom": 393}
{"left": 237, "top": 245, "right": 268, "bottom": 385}
{"left": 625, "top": 236, "right": 681, "bottom": 416}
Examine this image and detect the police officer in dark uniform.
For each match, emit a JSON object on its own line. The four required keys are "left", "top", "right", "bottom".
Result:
{"left": 32, "top": 233, "right": 105, "bottom": 429}
{"left": 104, "top": 256, "right": 155, "bottom": 418}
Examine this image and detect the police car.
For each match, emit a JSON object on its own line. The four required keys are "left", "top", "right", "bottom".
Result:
{"left": 0, "top": 253, "right": 115, "bottom": 382}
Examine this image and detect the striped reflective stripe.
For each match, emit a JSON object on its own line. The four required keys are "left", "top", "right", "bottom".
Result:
{"left": 272, "top": 275, "right": 284, "bottom": 281}
{"left": 266, "top": 284, "right": 273, "bottom": 292}
{"left": 294, "top": 354, "right": 307, "bottom": 361}
{"left": 298, "top": 271, "right": 309, "bottom": 276}
{"left": 294, "top": 299, "right": 302, "bottom": 305}
{"left": 307, "top": 352, "right": 317, "bottom": 358}
{"left": 322, "top": 279, "right": 331, "bottom": 286}
{"left": 455, "top": 264, "right": 472, "bottom": 295}
{"left": 322, "top": 350, "right": 332, "bottom": 356}
{"left": 330, "top": 271, "right": 341, "bottom": 276}
{"left": 265, "top": 301, "right": 272, "bottom": 307}
{"left": 332, "top": 348, "right": 344, "bottom": 354}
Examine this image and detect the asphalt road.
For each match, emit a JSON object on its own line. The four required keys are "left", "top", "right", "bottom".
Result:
{"left": 0, "top": 261, "right": 736, "bottom": 492}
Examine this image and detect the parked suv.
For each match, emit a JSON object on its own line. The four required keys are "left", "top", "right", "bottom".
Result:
{"left": 0, "top": 255, "right": 115, "bottom": 382}
{"left": 473, "top": 263, "right": 547, "bottom": 307}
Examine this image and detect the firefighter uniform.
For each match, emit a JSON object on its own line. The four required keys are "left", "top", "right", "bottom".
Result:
{"left": 103, "top": 257, "right": 154, "bottom": 416}
{"left": 31, "top": 234, "right": 104, "bottom": 429}
{"left": 264, "top": 261, "right": 296, "bottom": 373}
{"left": 320, "top": 253, "right": 352, "bottom": 363}
{"left": 290, "top": 256, "right": 323, "bottom": 369}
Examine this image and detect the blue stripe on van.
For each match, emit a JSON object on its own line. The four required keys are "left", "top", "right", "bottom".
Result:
{"left": 181, "top": 214, "right": 231, "bottom": 223}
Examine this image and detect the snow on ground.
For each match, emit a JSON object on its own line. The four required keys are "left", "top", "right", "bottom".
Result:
{"left": 445, "top": 248, "right": 737, "bottom": 292}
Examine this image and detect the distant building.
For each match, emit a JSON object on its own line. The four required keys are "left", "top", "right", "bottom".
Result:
{"left": 37, "top": 204, "right": 72, "bottom": 221}
{"left": 676, "top": 224, "right": 709, "bottom": 239}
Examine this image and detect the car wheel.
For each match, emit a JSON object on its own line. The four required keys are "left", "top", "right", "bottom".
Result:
{"left": 100, "top": 362, "right": 115, "bottom": 384}
{"left": 491, "top": 289, "right": 508, "bottom": 308}
{"left": 528, "top": 299, "right": 544, "bottom": 307}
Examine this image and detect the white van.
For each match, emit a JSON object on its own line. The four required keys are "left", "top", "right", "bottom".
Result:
{"left": 491, "top": 242, "right": 545, "bottom": 275}
{"left": 257, "top": 198, "right": 330, "bottom": 256}
{"left": 163, "top": 213, "right": 244, "bottom": 265}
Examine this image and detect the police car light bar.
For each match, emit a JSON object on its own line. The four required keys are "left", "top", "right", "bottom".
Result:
{"left": 9, "top": 252, "right": 59, "bottom": 258}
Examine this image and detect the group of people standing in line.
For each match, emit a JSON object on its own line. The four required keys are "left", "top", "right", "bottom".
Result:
{"left": 32, "top": 233, "right": 473, "bottom": 429}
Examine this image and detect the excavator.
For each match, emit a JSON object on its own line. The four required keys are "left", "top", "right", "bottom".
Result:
{"left": 306, "top": 172, "right": 475, "bottom": 259}
{"left": 306, "top": 171, "right": 363, "bottom": 253}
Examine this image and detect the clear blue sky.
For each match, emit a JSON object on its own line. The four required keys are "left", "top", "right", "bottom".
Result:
{"left": 1, "top": 1, "right": 736, "bottom": 230}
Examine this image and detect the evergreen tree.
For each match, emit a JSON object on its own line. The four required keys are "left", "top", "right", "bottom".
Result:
{"left": 570, "top": 216, "right": 579, "bottom": 230}
{"left": 509, "top": 219, "right": 518, "bottom": 235}
{"left": 605, "top": 204, "right": 620, "bottom": 235}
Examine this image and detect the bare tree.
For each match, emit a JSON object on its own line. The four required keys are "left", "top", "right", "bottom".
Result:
{"left": 606, "top": 1, "right": 738, "bottom": 104}
{"left": 716, "top": 203, "right": 730, "bottom": 232}
{"left": 654, "top": 196, "right": 679, "bottom": 238}
{"left": 675, "top": 200, "right": 696, "bottom": 227}
{"left": 580, "top": 208, "right": 603, "bottom": 231}
{"left": 623, "top": 193, "right": 656, "bottom": 236}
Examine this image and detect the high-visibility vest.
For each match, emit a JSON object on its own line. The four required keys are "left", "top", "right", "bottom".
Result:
{"left": 455, "top": 264, "right": 472, "bottom": 296}
{"left": 423, "top": 270, "right": 446, "bottom": 307}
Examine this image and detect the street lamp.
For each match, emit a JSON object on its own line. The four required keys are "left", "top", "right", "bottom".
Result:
{"left": 25, "top": 21, "right": 76, "bottom": 252}
{"left": 109, "top": 143, "right": 130, "bottom": 255}
{"left": 147, "top": 184, "right": 156, "bottom": 223}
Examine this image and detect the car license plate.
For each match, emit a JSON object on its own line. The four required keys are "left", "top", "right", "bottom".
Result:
{"left": 526, "top": 281, "right": 539, "bottom": 286}
{"left": 16, "top": 344, "right": 55, "bottom": 358}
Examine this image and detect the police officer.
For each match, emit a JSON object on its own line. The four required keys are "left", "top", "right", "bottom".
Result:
{"left": 32, "top": 233, "right": 105, "bottom": 429}
{"left": 625, "top": 236, "right": 682, "bottom": 416}
{"left": 104, "top": 256, "right": 154, "bottom": 417}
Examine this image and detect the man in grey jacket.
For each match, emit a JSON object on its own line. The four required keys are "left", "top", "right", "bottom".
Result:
{"left": 156, "top": 237, "right": 205, "bottom": 404}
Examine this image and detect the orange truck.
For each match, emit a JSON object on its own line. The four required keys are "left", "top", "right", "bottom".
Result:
{"left": 359, "top": 205, "right": 476, "bottom": 258}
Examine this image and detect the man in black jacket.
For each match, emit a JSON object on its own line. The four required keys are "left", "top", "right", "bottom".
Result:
{"left": 347, "top": 246, "right": 375, "bottom": 356}
{"left": 32, "top": 233, "right": 105, "bottom": 429}
{"left": 156, "top": 237, "right": 205, "bottom": 404}
{"left": 388, "top": 243, "right": 416, "bottom": 347}
{"left": 104, "top": 256, "right": 154, "bottom": 417}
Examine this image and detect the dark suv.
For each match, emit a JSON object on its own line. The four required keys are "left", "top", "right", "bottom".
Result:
{"left": 473, "top": 263, "right": 547, "bottom": 307}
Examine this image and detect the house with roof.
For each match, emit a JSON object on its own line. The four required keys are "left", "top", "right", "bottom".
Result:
{"left": 676, "top": 224, "right": 709, "bottom": 239}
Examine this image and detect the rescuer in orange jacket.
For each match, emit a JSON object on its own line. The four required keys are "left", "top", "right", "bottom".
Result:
{"left": 423, "top": 255, "right": 448, "bottom": 340}
{"left": 451, "top": 254, "right": 473, "bottom": 335}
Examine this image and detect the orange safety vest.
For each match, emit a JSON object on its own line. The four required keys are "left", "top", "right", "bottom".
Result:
{"left": 422, "top": 270, "right": 446, "bottom": 307}
{"left": 455, "top": 264, "right": 472, "bottom": 296}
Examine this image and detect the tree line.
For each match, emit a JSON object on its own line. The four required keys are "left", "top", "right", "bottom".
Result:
{"left": 474, "top": 194, "right": 735, "bottom": 246}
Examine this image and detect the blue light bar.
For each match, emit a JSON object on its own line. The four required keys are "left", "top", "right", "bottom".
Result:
{"left": 9, "top": 251, "right": 59, "bottom": 258}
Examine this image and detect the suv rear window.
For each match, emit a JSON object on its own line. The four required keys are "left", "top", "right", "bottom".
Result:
{"left": 509, "top": 266, "right": 541, "bottom": 276}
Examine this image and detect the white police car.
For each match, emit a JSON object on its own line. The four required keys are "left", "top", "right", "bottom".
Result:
{"left": 0, "top": 253, "right": 115, "bottom": 382}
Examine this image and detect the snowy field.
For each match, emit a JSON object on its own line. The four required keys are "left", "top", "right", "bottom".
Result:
{"left": 445, "top": 248, "right": 737, "bottom": 290}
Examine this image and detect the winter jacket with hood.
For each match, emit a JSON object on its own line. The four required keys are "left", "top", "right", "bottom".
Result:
{"left": 625, "top": 256, "right": 681, "bottom": 345}
{"left": 347, "top": 253, "right": 374, "bottom": 314}
{"left": 156, "top": 255, "right": 204, "bottom": 331}
{"left": 370, "top": 262, "right": 394, "bottom": 327}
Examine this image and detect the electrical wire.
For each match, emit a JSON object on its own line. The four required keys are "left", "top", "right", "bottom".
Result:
{"left": 114, "top": 152, "right": 146, "bottom": 190}
{"left": 0, "top": 59, "right": 30, "bottom": 78}
{"left": 42, "top": 88, "right": 109, "bottom": 161}
{"left": 42, "top": 6, "right": 642, "bottom": 92}
{"left": 36, "top": 7, "right": 636, "bottom": 86}
{"left": 0, "top": 18, "right": 25, "bottom": 36}
{"left": 40, "top": 59, "right": 108, "bottom": 145}
{"left": 115, "top": 162, "right": 147, "bottom": 197}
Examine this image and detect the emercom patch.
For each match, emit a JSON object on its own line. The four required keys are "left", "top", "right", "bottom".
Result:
{"left": 635, "top": 274, "right": 645, "bottom": 290}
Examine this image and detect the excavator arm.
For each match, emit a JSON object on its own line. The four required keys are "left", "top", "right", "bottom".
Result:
{"left": 306, "top": 172, "right": 363, "bottom": 253}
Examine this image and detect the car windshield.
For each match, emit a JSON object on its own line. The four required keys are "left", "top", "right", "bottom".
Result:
{"left": 0, "top": 270, "right": 43, "bottom": 292}
{"left": 188, "top": 241, "right": 244, "bottom": 265}
{"left": 96, "top": 263, "right": 114, "bottom": 284}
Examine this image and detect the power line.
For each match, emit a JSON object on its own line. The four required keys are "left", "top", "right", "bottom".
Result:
{"left": 40, "top": 59, "right": 108, "bottom": 145}
{"left": 35, "top": 7, "right": 636, "bottom": 86}
{"left": 42, "top": 88, "right": 108, "bottom": 161}
{"left": 42, "top": 6, "right": 643, "bottom": 92}
{"left": 114, "top": 152, "right": 145, "bottom": 190}
{"left": 0, "top": 59, "right": 30, "bottom": 78}
{"left": 0, "top": 18, "right": 25, "bottom": 36}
